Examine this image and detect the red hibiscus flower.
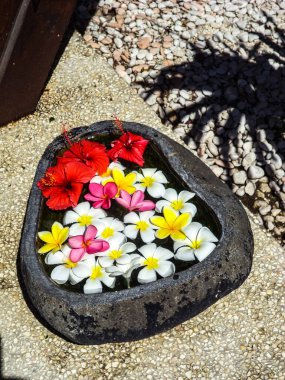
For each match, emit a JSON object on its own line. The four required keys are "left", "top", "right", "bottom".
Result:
{"left": 108, "top": 132, "right": 149, "bottom": 167}
{"left": 58, "top": 140, "right": 109, "bottom": 175}
{"left": 37, "top": 162, "right": 94, "bottom": 210}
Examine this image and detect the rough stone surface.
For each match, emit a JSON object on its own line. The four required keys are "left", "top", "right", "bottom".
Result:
{"left": 20, "top": 121, "right": 253, "bottom": 344}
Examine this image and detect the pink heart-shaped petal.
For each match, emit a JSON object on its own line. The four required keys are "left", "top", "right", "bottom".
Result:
{"left": 131, "top": 190, "right": 144, "bottom": 208}
{"left": 138, "top": 200, "right": 155, "bottom": 211}
{"left": 84, "top": 225, "right": 98, "bottom": 242}
{"left": 86, "top": 239, "right": 110, "bottom": 254}
{"left": 68, "top": 235, "right": 84, "bottom": 248}
{"left": 104, "top": 182, "right": 118, "bottom": 198}
{"left": 88, "top": 183, "right": 104, "bottom": 198}
{"left": 70, "top": 248, "right": 85, "bottom": 262}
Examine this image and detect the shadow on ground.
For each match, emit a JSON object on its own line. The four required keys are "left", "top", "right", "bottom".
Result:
{"left": 140, "top": 12, "right": 285, "bottom": 198}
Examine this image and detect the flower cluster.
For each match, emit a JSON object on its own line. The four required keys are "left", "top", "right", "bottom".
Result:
{"left": 37, "top": 127, "right": 218, "bottom": 294}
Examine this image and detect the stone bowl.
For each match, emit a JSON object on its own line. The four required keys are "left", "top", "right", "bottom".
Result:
{"left": 19, "top": 121, "right": 253, "bottom": 344}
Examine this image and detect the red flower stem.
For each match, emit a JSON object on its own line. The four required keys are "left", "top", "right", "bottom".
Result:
{"left": 113, "top": 114, "right": 124, "bottom": 134}
{"left": 62, "top": 125, "right": 73, "bottom": 147}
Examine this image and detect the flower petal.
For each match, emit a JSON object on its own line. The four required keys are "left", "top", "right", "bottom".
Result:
{"left": 156, "top": 228, "right": 171, "bottom": 240}
{"left": 100, "top": 273, "right": 116, "bottom": 288}
{"left": 163, "top": 188, "right": 178, "bottom": 202}
{"left": 86, "top": 240, "right": 109, "bottom": 254}
{"left": 99, "top": 256, "right": 114, "bottom": 267}
{"left": 154, "top": 246, "right": 173, "bottom": 261}
{"left": 121, "top": 242, "right": 137, "bottom": 254}
{"left": 73, "top": 201, "right": 91, "bottom": 215}
{"left": 51, "top": 222, "right": 64, "bottom": 239}
{"left": 147, "top": 182, "right": 166, "bottom": 198}
{"left": 195, "top": 242, "right": 216, "bottom": 261}
{"left": 88, "top": 183, "right": 104, "bottom": 198}
{"left": 68, "top": 235, "right": 84, "bottom": 248}
{"left": 73, "top": 262, "right": 92, "bottom": 278}
{"left": 70, "top": 248, "right": 85, "bottom": 262}
{"left": 175, "top": 246, "right": 195, "bottom": 261}
{"left": 141, "top": 168, "right": 157, "bottom": 177}
{"left": 51, "top": 265, "right": 70, "bottom": 284}
{"left": 152, "top": 170, "right": 168, "bottom": 183}
{"left": 104, "top": 182, "right": 118, "bottom": 198}
{"left": 155, "top": 200, "right": 170, "bottom": 213}
{"left": 69, "top": 223, "right": 85, "bottom": 237}
{"left": 150, "top": 216, "right": 169, "bottom": 229}
{"left": 124, "top": 225, "right": 138, "bottom": 240}
{"left": 63, "top": 211, "right": 78, "bottom": 225}
{"left": 131, "top": 190, "right": 145, "bottom": 208}
{"left": 183, "top": 222, "right": 202, "bottom": 242}
{"left": 181, "top": 203, "right": 197, "bottom": 218}
{"left": 156, "top": 261, "right": 175, "bottom": 278}
{"left": 138, "top": 243, "right": 156, "bottom": 258}
{"left": 197, "top": 227, "right": 218, "bottom": 243}
{"left": 38, "top": 231, "right": 54, "bottom": 244}
{"left": 84, "top": 278, "right": 103, "bottom": 294}
{"left": 45, "top": 250, "right": 65, "bottom": 265}
{"left": 138, "top": 267, "right": 157, "bottom": 284}
{"left": 140, "top": 228, "right": 155, "bottom": 243}
{"left": 179, "top": 190, "right": 195, "bottom": 202}
{"left": 124, "top": 212, "right": 140, "bottom": 224}
{"left": 84, "top": 225, "right": 98, "bottom": 241}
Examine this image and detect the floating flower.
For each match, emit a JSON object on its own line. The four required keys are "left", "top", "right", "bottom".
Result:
{"left": 116, "top": 190, "right": 155, "bottom": 212}
{"left": 63, "top": 201, "right": 106, "bottom": 236}
{"left": 95, "top": 217, "right": 125, "bottom": 241}
{"left": 68, "top": 225, "right": 109, "bottom": 262}
{"left": 137, "top": 243, "right": 175, "bottom": 284}
{"left": 45, "top": 245, "right": 93, "bottom": 285}
{"left": 124, "top": 211, "right": 156, "bottom": 243}
{"left": 106, "top": 253, "right": 141, "bottom": 287}
{"left": 38, "top": 222, "right": 69, "bottom": 254}
{"left": 37, "top": 162, "right": 94, "bottom": 210}
{"left": 103, "top": 167, "right": 136, "bottom": 196}
{"left": 90, "top": 161, "right": 125, "bottom": 184}
{"left": 98, "top": 236, "right": 136, "bottom": 268}
{"left": 174, "top": 222, "right": 218, "bottom": 262}
{"left": 135, "top": 168, "right": 168, "bottom": 198}
{"left": 84, "top": 182, "right": 118, "bottom": 209}
{"left": 58, "top": 140, "right": 109, "bottom": 176}
{"left": 150, "top": 207, "right": 190, "bottom": 241}
{"left": 80, "top": 257, "right": 116, "bottom": 294}
{"left": 156, "top": 188, "right": 197, "bottom": 216}
{"left": 108, "top": 131, "right": 149, "bottom": 167}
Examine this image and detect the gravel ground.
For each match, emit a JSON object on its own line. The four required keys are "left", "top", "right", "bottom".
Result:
{"left": 77, "top": 0, "right": 285, "bottom": 245}
{"left": 0, "top": 33, "right": 284, "bottom": 380}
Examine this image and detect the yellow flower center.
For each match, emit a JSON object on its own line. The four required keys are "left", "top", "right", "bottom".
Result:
{"left": 144, "top": 257, "right": 159, "bottom": 270}
{"left": 141, "top": 176, "right": 155, "bottom": 187}
{"left": 90, "top": 265, "right": 103, "bottom": 280}
{"left": 190, "top": 240, "right": 202, "bottom": 249}
{"left": 77, "top": 215, "right": 92, "bottom": 226}
{"left": 101, "top": 168, "right": 111, "bottom": 177}
{"left": 109, "top": 249, "right": 122, "bottom": 260}
{"left": 136, "top": 221, "right": 149, "bottom": 231}
{"left": 64, "top": 259, "right": 77, "bottom": 269}
{"left": 170, "top": 199, "right": 184, "bottom": 211}
{"left": 101, "top": 227, "right": 114, "bottom": 239}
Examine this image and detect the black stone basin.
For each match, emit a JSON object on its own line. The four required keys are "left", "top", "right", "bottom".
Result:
{"left": 19, "top": 121, "right": 253, "bottom": 344}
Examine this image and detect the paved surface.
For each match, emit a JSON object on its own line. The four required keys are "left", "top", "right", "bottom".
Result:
{"left": 0, "top": 34, "right": 284, "bottom": 380}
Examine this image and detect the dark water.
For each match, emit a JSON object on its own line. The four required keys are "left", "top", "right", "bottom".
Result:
{"left": 37, "top": 134, "right": 221, "bottom": 293}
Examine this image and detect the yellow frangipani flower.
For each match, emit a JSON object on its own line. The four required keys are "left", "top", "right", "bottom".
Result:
{"left": 103, "top": 167, "right": 136, "bottom": 196}
{"left": 38, "top": 221, "right": 69, "bottom": 254}
{"left": 150, "top": 207, "right": 190, "bottom": 241}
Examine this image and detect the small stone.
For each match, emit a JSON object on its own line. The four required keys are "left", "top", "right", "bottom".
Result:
{"left": 238, "top": 32, "right": 248, "bottom": 42}
{"left": 233, "top": 171, "right": 247, "bottom": 185}
{"left": 115, "top": 65, "right": 125, "bottom": 77}
{"left": 242, "top": 152, "right": 256, "bottom": 169}
{"left": 259, "top": 205, "right": 271, "bottom": 216}
{"left": 138, "top": 36, "right": 152, "bottom": 49}
{"left": 245, "top": 182, "right": 256, "bottom": 196}
{"left": 212, "top": 165, "right": 223, "bottom": 177}
{"left": 248, "top": 166, "right": 265, "bottom": 179}
{"left": 114, "top": 37, "right": 123, "bottom": 49}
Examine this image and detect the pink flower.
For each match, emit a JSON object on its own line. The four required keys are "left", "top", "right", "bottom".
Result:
{"left": 116, "top": 190, "right": 155, "bottom": 212}
{"left": 68, "top": 225, "right": 109, "bottom": 262}
{"left": 84, "top": 182, "right": 118, "bottom": 209}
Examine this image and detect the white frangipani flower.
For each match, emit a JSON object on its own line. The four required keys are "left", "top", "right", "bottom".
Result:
{"left": 137, "top": 243, "right": 175, "bottom": 284}
{"left": 174, "top": 222, "right": 218, "bottom": 262}
{"left": 94, "top": 217, "right": 125, "bottom": 241}
{"left": 98, "top": 236, "right": 136, "bottom": 268}
{"left": 124, "top": 211, "right": 156, "bottom": 243}
{"left": 135, "top": 168, "right": 168, "bottom": 198}
{"left": 63, "top": 201, "right": 106, "bottom": 236}
{"left": 90, "top": 161, "right": 125, "bottom": 184}
{"left": 45, "top": 245, "right": 92, "bottom": 285}
{"left": 106, "top": 253, "right": 141, "bottom": 287}
{"left": 80, "top": 257, "right": 116, "bottom": 294}
{"left": 156, "top": 188, "right": 197, "bottom": 216}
